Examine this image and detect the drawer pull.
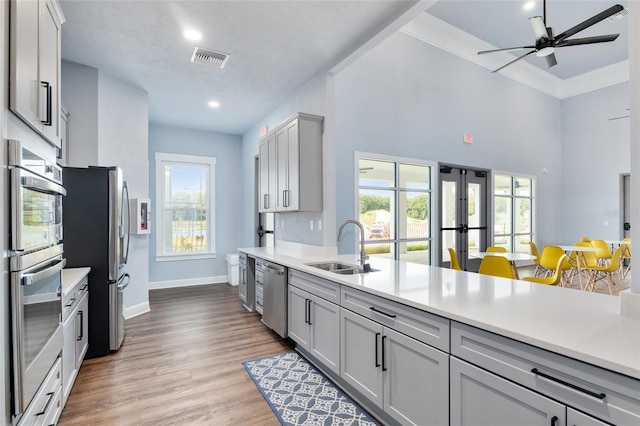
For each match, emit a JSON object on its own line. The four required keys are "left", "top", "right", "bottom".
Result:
{"left": 36, "top": 392, "right": 54, "bottom": 416}
{"left": 531, "top": 368, "right": 606, "bottom": 399}
{"left": 370, "top": 306, "right": 396, "bottom": 318}
{"left": 550, "top": 415, "right": 558, "bottom": 426}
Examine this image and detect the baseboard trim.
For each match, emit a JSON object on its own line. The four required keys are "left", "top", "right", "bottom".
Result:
{"left": 148, "top": 275, "right": 228, "bottom": 290}
{"left": 124, "top": 301, "right": 150, "bottom": 320}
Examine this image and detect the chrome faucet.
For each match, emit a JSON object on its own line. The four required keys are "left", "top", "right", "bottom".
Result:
{"left": 337, "top": 220, "right": 370, "bottom": 271}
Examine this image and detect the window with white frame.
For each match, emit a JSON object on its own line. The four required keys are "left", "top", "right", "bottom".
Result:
{"left": 155, "top": 152, "right": 216, "bottom": 261}
{"left": 357, "top": 154, "right": 434, "bottom": 265}
{"left": 493, "top": 173, "right": 535, "bottom": 253}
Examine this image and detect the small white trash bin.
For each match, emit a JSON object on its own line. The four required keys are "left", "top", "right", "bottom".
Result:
{"left": 226, "top": 254, "right": 240, "bottom": 286}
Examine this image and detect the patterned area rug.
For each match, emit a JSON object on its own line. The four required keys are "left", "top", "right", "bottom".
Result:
{"left": 243, "top": 351, "right": 380, "bottom": 426}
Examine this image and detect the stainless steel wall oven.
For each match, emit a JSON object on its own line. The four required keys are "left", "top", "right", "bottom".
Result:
{"left": 8, "top": 139, "right": 65, "bottom": 418}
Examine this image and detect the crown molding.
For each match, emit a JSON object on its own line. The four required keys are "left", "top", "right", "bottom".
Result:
{"left": 400, "top": 12, "right": 629, "bottom": 100}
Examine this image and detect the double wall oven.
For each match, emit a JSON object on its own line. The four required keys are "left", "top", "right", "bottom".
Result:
{"left": 8, "top": 139, "right": 66, "bottom": 418}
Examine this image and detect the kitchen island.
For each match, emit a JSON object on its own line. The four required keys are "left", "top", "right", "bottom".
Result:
{"left": 239, "top": 246, "right": 640, "bottom": 425}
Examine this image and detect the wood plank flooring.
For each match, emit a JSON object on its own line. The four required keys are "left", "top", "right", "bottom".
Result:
{"left": 58, "top": 284, "right": 293, "bottom": 426}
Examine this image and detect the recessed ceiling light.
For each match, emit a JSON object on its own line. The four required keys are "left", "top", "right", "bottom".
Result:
{"left": 523, "top": 1, "right": 536, "bottom": 11}
{"left": 183, "top": 29, "right": 202, "bottom": 41}
{"left": 208, "top": 101, "right": 220, "bottom": 108}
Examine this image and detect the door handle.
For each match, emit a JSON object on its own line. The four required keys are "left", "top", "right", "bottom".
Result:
{"left": 307, "top": 299, "right": 312, "bottom": 325}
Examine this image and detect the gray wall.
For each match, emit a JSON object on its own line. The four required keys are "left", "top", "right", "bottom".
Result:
{"left": 560, "top": 82, "right": 630, "bottom": 243}
{"left": 333, "top": 32, "right": 563, "bottom": 252}
{"left": 241, "top": 73, "right": 331, "bottom": 247}
{"left": 60, "top": 60, "right": 99, "bottom": 166}
{"left": 148, "top": 123, "right": 243, "bottom": 284}
{"left": 61, "top": 61, "right": 150, "bottom": 313}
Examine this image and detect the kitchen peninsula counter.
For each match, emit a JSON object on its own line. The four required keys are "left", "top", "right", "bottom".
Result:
{"left": 238, "top": 246, "right": 640, "bottom": 379}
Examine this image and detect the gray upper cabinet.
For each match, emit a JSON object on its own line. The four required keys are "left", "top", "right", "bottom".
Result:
{"left": 258, "top": 133, "right": 276, "bottom": 212}
{"left": 10, "top": 0, "right": 65, "bottom": 149}
{"left": 258, "top": 113, "right": 323, "bottom": 213}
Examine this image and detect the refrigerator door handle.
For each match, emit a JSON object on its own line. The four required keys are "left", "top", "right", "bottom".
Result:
{"left": 122, "top": 182, "right": 131, "bottom": 265}
{"left": 117, "top": 273, "right": 130, "bottom": 291}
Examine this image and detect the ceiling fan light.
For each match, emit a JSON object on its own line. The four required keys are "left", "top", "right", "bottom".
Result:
{"left": 536, "top": 46, "right": 554, "bottom": 57}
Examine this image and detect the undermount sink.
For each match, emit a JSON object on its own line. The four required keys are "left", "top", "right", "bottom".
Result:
{"left": 305, "top": 261, "right": 379, "bottom": 275}
{"left": 306, "top": 262, "right": 357, "bottom": 272}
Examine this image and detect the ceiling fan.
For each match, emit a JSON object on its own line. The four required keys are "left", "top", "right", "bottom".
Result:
{"left": 478, "top": 0, "right": 625, "bottom": 73}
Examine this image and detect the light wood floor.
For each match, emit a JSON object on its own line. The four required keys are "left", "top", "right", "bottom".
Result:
{"left": 58, "top": 284, "right": 293, "bottom": 426}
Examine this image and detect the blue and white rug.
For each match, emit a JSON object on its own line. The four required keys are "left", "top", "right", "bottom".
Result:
{"left": 243, "top": 351, "right": 380, "bottom": 426}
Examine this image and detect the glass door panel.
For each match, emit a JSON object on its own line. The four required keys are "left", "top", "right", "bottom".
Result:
{"left": 439, "top": 166, "right": 488, "bottom": 271}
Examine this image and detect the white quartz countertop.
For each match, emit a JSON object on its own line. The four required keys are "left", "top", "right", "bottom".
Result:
{"left": 62, "top": 267, "right": 91, "bottom": 296}
{"left": 239, "top": 246, "right": 640, "bottom": 379}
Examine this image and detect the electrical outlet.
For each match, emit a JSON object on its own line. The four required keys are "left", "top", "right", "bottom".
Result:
{"left": 310, "top": 220, "right": 314, "bottom": 230}
{"left": 317, "top": 220, "right": 322, "bottom": 231}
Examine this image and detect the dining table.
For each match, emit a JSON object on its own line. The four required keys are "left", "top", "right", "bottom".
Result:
{"left": 470, "top": 252, "right": 536, "bottom": 280}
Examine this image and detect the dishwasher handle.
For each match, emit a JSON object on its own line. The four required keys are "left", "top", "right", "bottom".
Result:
{"left": 263, "top": 265, "right": 285, "bottom": 275}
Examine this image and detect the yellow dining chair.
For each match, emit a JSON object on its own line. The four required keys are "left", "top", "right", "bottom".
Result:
{"left": 478, "top": 255, "right": 515, "bottom": 279}
{"left": 529, "top": 241, "right": 541, "bottom": 273}
{"left": 535, "top": 246, "right": 571, "bottom": 286}
{"left": 620, "top": 238, "right": 631, "bottom": 278}
{"left": 486, "top": 246, "right": 507, "bottom": 253}
{"left": 448, "top": 248, "right": 463, "bottom": 271}
{"left": 590, "top": 239, "right": 612, "bottom": 266}
{"left": 582, "top": 248, "right": 623, "bottom": 294}
{"left": 522, "top": 255, "right": 567, "bottom": 286}
{"left": 571, "top": 241, "right": 599, "bottom": 290}
{"left": 581, "top": 236, "right": 591, "bottom": 242}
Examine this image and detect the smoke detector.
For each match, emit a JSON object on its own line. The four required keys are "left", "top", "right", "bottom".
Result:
{"left": 190, "top": 47, "right": 230, "bottom": 69}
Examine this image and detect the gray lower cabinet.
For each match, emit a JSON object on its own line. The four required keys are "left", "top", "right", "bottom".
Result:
{"left": 288, "top": 284, "right": 340, "bottom": 375}
{"left": 566, "top": 408, "right": 610, "bottom": 426}
{"left": 340, "top": 308, "right": 449, "bottom": 426}
{"left": 451, "top": 357, "right": 566, "bottom": 426}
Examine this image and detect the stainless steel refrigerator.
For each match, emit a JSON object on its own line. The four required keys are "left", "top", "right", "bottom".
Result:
{"left": 63, "top": 166, "right": 131, "bottom": 358}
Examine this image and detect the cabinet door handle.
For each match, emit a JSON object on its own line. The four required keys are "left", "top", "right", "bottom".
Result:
{"left": 374, "top": 332, "right": 381, "bottom": 368}
{"left": 77, "top": 310, "right": 84, "bottom": 341}
{"left": 263, "top": 194, "right": 269, "bottom": 209}
{"left": 550, "top": 416, "right": 558, "bottom": 426}
{"left": 39, "top": 81, "right": 52, "bottom": 126}
{"left": 304, "top": 299, "right": 309, "bottom": 324}
{"left": 307, "top": 299, "right": 312, "bottom": 325}
{"left": 370, "top": 306, "right": 397, "bottom": 318}
{"left": 531, "top": 368, "right": 606, "bottom": 399}
{"left": 381, "top": 335, "right": 387, "bottom": 371}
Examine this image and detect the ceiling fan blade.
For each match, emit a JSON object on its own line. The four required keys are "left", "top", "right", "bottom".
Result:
{"left": 545, "top": 53, "right": 557, "bottom": 68}
{"left": 478, "top": 45, "right": 535, "bottom": 55}
{"left": 554, "top": 4, "right": 624, "bottom": 43}
{"left": 529, "top": 16, "right": 548, "bottom": 41}
{"left": 556, "top": 34, "right": 619, "bottom": 47}
{"left": 492, "top": 50, "right": 536, "bottom": 73}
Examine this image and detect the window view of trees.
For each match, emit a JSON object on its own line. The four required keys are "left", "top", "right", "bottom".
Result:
{"left": 358, "top": 158, "right": 432, "bottom": 264}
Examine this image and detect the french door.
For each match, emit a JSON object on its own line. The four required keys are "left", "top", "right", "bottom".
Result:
{"left": 439, "top": 165, "right": 488, "bottom": 271}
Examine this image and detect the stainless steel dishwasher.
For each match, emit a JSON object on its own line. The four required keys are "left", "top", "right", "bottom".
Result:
{"left": 259, "top": 259, "right": 288, "bottom": 338}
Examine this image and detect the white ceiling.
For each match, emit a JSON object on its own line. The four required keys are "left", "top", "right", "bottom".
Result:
{"left": 60, "top": 0, "right": 629, "bottom": 136}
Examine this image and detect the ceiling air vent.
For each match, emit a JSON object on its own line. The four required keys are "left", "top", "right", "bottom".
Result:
{"left": 190, "top": 47, "right": 230, "bottom": 69}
